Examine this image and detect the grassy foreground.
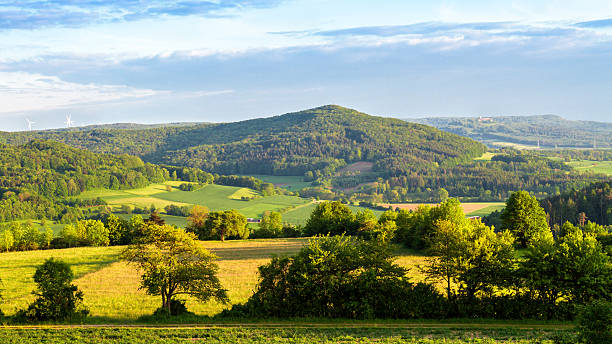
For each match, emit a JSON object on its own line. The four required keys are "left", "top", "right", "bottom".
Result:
{"left": 0, "top": 327, "right": 572, "bottom": 343}
{"left": 0, "top": 239, "right": 432, "bottom": 320}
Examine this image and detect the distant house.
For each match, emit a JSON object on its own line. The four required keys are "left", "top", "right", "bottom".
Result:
{"left": 478, "top": 116, "right": 493, "bottom": 122}
{"left": 467, "top": 216, "right": 481, "bottom": 220}
{"left": 247, "top": 218, "right": 261, "bottom": 223}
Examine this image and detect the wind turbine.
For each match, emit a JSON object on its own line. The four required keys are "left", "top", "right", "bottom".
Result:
{"left": 65, "top": 114, "right": 75, "bottom": 128}
{"left": 25, "top": 118, "right": 35, "bottom": 131}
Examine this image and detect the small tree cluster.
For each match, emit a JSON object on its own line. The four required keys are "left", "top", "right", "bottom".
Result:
{"left": 189, "top": 209, "right": 248, "bottom": 241}
{"left": 0, "top": 222, "right": 53, "bottom": 252}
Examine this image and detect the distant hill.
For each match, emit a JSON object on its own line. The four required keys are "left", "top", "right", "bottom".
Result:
{"left": 2, "top": 106, "right": 606, "bottom": 202}
{"left": 409, "top": 115, "right": 612, "bottom": 149}
{"left": 1, "top": 105, "right": 486, "bottom": 177}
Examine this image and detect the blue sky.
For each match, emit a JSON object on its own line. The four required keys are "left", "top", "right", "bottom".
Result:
{"left": 1, "top": 0, "right": 611, "bottom": 130}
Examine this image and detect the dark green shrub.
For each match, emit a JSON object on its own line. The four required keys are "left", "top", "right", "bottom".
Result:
{"left": 23, "top": 258, "right": 88, "bottom": 321}
{"left": 577, "top": 301, "right": 612, "bottom": 344}
{"left": 224, "top": 235, "right": 445, "bottom": 319}
{"left": 152, "top": 299, "right": 191, "bottom": 317}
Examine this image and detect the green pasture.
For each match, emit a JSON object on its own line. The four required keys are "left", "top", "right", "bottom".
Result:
{"left": 249, "top": 174, "right": 313, "bottom": 191}
{"left": 77, "top": 183, "right": 309, "bottom": 220}
{"left": 155, "top": 185, "right": 309, "bottom": 218}
{"left": 566, "top": 159, "right": 612, "bottom": 176}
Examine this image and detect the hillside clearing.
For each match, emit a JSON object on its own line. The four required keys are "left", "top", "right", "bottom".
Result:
{"left": 566, "top": 159, "right": 612, "bottom": 176}
{"left": 337, "top": 161, "right": 374, "bottom": 174}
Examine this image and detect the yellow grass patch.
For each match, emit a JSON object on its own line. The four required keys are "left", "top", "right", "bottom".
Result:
{"left": 106, "top": 196, "right": 191, "bottom": 209}
{"left": 228, "top": 187, "right": 259, "bottom": 200}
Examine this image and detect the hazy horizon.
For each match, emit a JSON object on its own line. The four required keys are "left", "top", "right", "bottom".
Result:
{"left": 1, "top": 1, "right": 611, "bottom": 131}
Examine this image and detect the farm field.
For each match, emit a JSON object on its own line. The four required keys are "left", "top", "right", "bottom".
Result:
{"left": 378, "top": 202, "right": 504, "bottom": 217}
{"left": 77, "top": 182, "right": 310, "bottom": 220}
{"left": 0, "top": 238, "right": 433, "bottom": 319}
{"left": 566, "top": 159, "right": 612, "bottom": 176}
{"left": 0, "top": 327, "right": 572, "bottom": 343}
{"left": 249, "top": 175, "right": 313, "bottom": 191}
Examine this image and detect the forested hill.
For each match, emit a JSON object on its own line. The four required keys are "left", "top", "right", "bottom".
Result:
{"left": 0, "top": 140, "right": 171, "bottom": 222}
{"left": 409, "top": 115, "right": 612, "bottom": 149}
{"left": 1, "top": 105, "right": 487, "bottom": 177}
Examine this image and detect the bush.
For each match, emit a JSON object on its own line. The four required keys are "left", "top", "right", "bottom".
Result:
{"left": 21, "top": 258, "right": 88, "bottom": 321}
{"left": 577, "top": 301, "right": 612, "bottom": 344}
{"left": 224, "top": 235, "right": 445, "bottom": 319}
{"left": 152, "top": 299, "right": 191, "bottom": 317}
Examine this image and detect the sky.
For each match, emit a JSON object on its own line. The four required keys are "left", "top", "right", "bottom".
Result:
{"left": 1, "top": 1, "right": 611, "bottom": 131}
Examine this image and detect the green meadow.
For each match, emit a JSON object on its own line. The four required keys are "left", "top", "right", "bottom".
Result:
{"left": 77, "top": 182, "right": 310, "bottom": 220}
{"left": 566, "top": 159, "right": 612, "bottom": 176}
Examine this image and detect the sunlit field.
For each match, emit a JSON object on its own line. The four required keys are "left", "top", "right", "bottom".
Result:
{"left": 0, "top": 238, "right": 435, "bottom": 320}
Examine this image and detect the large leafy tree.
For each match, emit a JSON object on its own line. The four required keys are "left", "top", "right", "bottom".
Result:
{"left": 186, "top": 205, "right": 209, "bottom": 231}
{"left": 424, "top": 218, "right": 516, "bottom": 300}
{"left": 121, "top": 224, "right": 228, "bottom": 314}
{"left": 304, "top": 201, "right": 357, "bottom": 236}
{"left": 500, "top": 191, "right": 549, "bottom": 247}
{"left": 255, "top": 211, "right": 283, "bottom": 238}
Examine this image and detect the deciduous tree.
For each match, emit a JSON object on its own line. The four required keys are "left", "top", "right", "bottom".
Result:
{"left": 121, "top": 224, "right": 228, "bottom": 314}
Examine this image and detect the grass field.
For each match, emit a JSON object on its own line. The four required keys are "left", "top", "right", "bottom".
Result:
{"left": 0, "top": 238, "right": 433, "bottom": 319}
{"left": 566, "top": 159, "right": 612, "bottom": 176}
{"left": 0, "top": 327, "right": 572, "bottom": 343}
{"left": 77, "top": 182, "right": 309, "bottom": 220}
{"left": 249, "top": 175, "right": 314, "bottom": 191}
{"left": 156, "top": 185, "right": 309, "bottom": 218}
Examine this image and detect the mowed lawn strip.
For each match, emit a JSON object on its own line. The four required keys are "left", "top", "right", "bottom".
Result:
{"left": 0, "top": 326, "right": 574, "bottom": 343}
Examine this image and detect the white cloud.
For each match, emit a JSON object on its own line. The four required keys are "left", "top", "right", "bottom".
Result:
{"left": 0, "top": 71, "right": 162, "bottom": 113}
